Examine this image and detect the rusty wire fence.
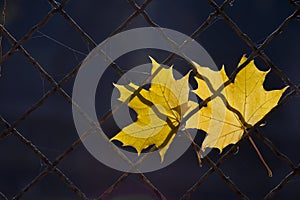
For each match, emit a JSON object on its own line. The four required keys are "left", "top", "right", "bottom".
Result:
{"left": 0, "top": 0, "right": 300, "bottom": 199}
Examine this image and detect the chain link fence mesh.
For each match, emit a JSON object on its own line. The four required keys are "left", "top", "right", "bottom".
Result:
{"left": 0, "top": 0, "right": 299, "bottom": 199}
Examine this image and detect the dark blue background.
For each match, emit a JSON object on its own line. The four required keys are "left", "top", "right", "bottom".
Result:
{"left": 0, "top": 0, "right": 299, "bottom": 199}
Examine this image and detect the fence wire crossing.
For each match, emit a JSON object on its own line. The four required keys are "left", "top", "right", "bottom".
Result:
{"left": 0, "top": 0, "right": 300, "bottom": 199}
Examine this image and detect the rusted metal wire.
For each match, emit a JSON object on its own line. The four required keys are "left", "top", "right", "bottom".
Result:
{"left": 0, "top": 0, "right": 299, "bottom": 199}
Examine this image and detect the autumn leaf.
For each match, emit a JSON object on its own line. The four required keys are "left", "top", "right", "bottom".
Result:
{"left": 186, "top": 56, "right": 288, "bottom": 152}
{"left": 111, "top": 57, "right": 192, "bottom": 161}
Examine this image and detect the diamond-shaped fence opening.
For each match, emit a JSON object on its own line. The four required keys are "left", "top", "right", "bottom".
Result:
{"left": 0, "top": 0, "right": 300, "bottom": 199}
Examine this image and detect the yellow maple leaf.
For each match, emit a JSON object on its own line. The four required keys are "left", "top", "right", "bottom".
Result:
{"left": 111, "top": 57, "right": 192, "bottom": 161}
{"left": 186, "top": 56, "right": 288, "bottom": 152}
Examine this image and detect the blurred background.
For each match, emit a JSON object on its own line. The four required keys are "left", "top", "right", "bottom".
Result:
{"left": 0, "top": 0, "right": 300, "bottom": 199}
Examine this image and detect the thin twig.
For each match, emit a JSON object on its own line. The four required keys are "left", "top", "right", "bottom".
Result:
{"left": 245, "top": 129, "right": 273, "bottom": 177}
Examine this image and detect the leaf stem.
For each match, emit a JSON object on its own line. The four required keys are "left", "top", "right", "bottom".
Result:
{"left": 184, "top": 130, "right": 202, "bottom": 167}
{"left": 245, "top": 129, "right": 273, "bottom": 177}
